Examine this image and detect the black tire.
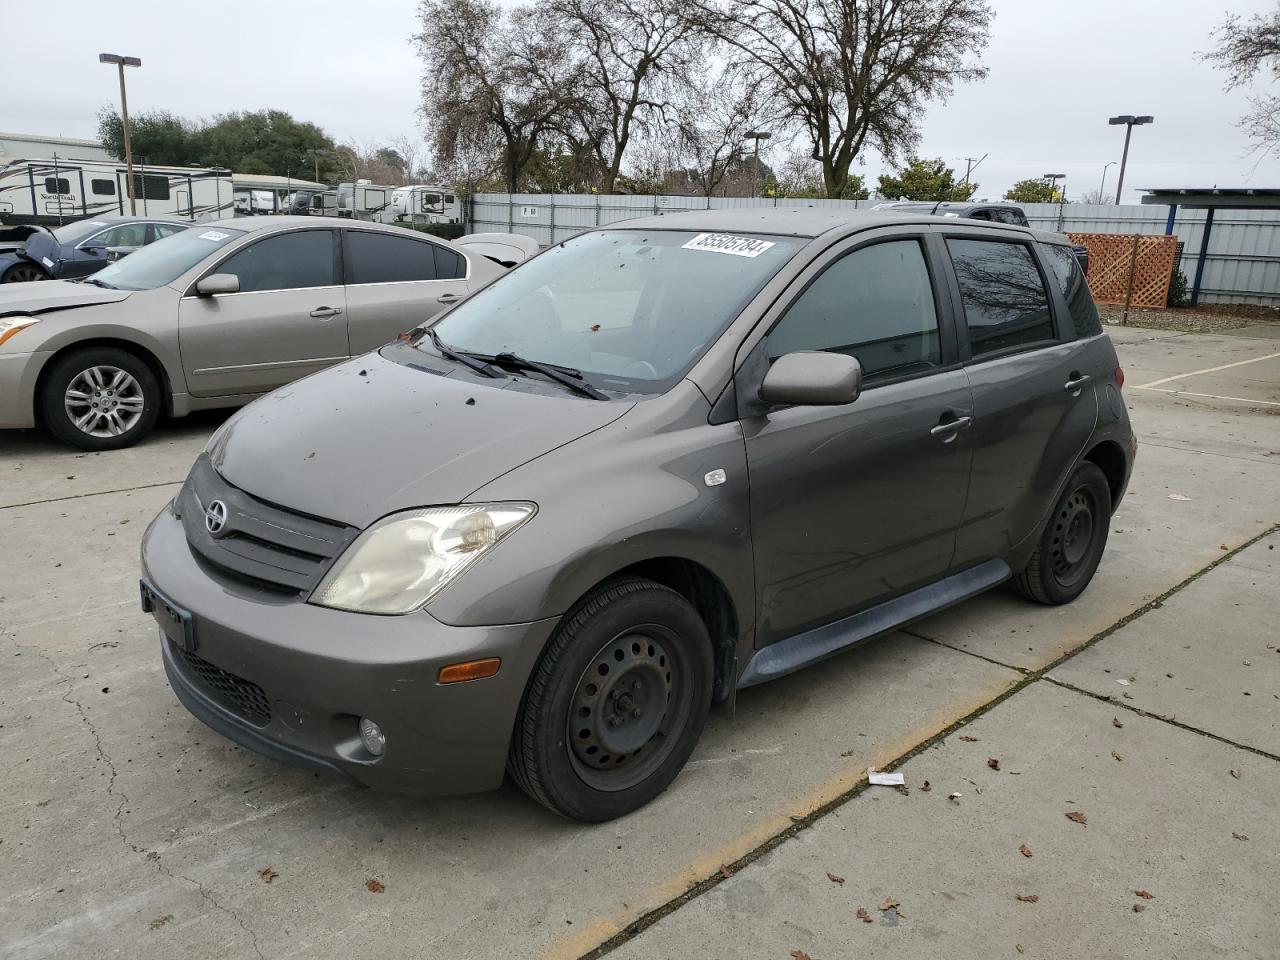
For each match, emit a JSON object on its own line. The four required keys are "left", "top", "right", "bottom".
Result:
{"left": 1014, "top": 461, "right": 1112, "bottom": 605}
{"left": 2, "top": 261, "right": 49, "bottom": 283}
{"left": 39, "top": 347, "right": 162, "bottom": 451}
{"left": 509, "top": 578, "right": 714, "bottom": 822}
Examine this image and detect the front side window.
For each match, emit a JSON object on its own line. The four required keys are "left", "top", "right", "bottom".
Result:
{"left": 91, "top": 178, "right": 116, "bottom": 196}
{"left": 766, "top": 239, "right": 941, "bottom": 382}
{"left": 216, "top": 230, "right": 336, "bottom": 293}
{"left": 44, "top": 177, "right": 71, "bottom": 195}
{"left": 1043, "top": 243, "right": 1101, "bottom": 338}
{"left": 426, "top": 229, "right": 799, "bottom": 393}
{"left": 947, "top": 238, "right": 1055, "bottom": 359}
{"left": 346, "top": 231, "right": 436, "bottom": 284}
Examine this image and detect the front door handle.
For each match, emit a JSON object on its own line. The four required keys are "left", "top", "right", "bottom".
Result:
{"left": 930, "top": 414, "right": 974, "bottom": 441}
{"left": 436, "top": 292, "right": 462, "bottom": 305}
{"left": 309, "top": 306, "right": 343, "bottom": 319}
{"left": 1064, "top": 372, "right": 1092, "bottom": 394}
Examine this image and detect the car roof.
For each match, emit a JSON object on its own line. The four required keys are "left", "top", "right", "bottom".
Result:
{"left": 597, "top": 206, "right": 1065, "bottom": 243}
{"left": 202, "top": 216, "right": 435, "bottom": 236}
{"left": 73, "top": 213, "right": 192, "bottom": 226}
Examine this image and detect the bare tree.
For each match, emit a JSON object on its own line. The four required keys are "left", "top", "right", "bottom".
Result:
{"left": 1079, "top": 188, "right": 1108, "bottom": 205}
{"left": 548, "top": 0, "right": 699, "bottom": 193}
{"left": 414, "top": 0, "right": 582, "bottom": 191}
{"left": 390, "top": 135, "right": 429, "bottom": 181}
{"left": 676, "top": 75, "right": 761, "bottom": 197}
{"left": 1205, "top": 7, "right": 1280, "bottom": 156}
{"left": 692, "top": 0, "right": 992, "bottom": 198}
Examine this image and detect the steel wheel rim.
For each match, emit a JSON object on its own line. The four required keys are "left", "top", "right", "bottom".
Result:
{"left": 567, "top": 623, "right": 691, "bottom": 792}
{"left": 64, "top": 365, "right": 145, "bottom": 438}
{"left": 1050, "top": 487, "right": 1096, "bottom": 587}
{"left": 6, "top": 264, "right": 46, "bottom": 282}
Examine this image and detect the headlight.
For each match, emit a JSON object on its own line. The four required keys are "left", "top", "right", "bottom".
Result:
{"left": 0, "top": 316, "right": 40, "bottom": 349}
{"left": 309, "top": 502, "right": 535, "bottom": 614}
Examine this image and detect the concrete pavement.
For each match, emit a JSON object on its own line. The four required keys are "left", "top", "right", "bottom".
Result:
{"left": 2, "top": 325, "right": 1277, "bottom": 959}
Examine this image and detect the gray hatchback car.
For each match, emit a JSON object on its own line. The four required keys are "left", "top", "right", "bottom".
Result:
{"left": 140, "top": 209, "right": 1135, "bottom": 821}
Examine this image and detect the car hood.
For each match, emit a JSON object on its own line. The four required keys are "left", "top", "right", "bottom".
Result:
{"left": 0, "top": 279, "right": 132, "bottom": 317}
{"left": 209, "top": 348, "right": 634, "bottom": 528}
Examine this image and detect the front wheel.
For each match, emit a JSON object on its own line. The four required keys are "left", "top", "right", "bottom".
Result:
{"left": 1014, "top": 461, "right": 1112, "bottom": 605}
{"left": 2, "top": 261, "right": 49, "bottom": 283}
{"left": 509, "top": 578, "right": 713, "bottom": 822}
{"left": 39, "top": 347, "right": 162, "bottom": 450}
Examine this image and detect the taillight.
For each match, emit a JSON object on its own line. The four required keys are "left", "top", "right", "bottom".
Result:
{"left": 1115, "top": 367, "right": 1125, "bottom": 389}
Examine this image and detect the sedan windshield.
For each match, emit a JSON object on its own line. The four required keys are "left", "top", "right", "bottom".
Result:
{"left": 425, "top": 229, "right": 799, "bottom": 392}
{"left": 90, "top": 226, "right": 246, "bottom": 290}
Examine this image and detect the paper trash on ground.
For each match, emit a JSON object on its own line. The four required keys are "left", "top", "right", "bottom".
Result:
{"left": 867, "top": 768, "right": 906, "bottom": 786}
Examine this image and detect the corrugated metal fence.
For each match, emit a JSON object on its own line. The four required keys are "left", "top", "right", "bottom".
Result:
{"left": 467, "top": 193, "right": 1280, "bottom": 305}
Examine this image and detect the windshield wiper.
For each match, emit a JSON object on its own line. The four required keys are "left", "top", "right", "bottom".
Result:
{"left": 491, "top": 352, "right": 609, "bottom": 400}
{"left": 425, "top": 328, "right": 504, "bottom": 379}
{"left": 80, "top": 277, "right": 116, "bottom": 289}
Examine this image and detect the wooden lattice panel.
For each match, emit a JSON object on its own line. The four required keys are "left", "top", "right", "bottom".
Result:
{"left": 1066, "top": 233, "right": 1178, "bottom": 308}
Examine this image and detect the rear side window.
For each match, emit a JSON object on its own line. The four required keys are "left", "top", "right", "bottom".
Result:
{"left": 44, "top": 177, "right": 71, "bottom": 194}
{"left": 991, "top": 208, "right": 1028, "bottom": 226}
{"left": 132, "top": 174, "right": 171, "bottom": 201}
{"left": 217, "top": 230, "right": 336, "bottom": 292}
{"left": 767, "top": 239, "right": 941, "bottom": 381}
{"left": 346, "top": 231, "right": 436, "bottom": 283}
{"left": 434, "top": 244, "right": 466, "bottom": 280}
{"left": 1043, "top": 243, "right": 1101, "bottom": 338}
{"left": 91, "top": 178, "right": 116, "bottom": 196}
{"left": 947, "top": 239, "right": 1055, "bottom": 359}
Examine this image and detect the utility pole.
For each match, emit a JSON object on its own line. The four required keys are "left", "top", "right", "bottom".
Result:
{"left": 99, "top": 53, "right": 142, "bottom": 215}
{"left": 1109, "top": 114, "right": 1153, "bottom": 204}
{"left": 743, "top": 131, "right": 771, "bottom": 199}
{"left": 961, "top": 153, "right": 987, "bottom": 196}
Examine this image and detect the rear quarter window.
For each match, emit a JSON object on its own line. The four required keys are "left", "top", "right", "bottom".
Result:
{"left": 1042, "top": 243, "right": 1102, "bottom": 338}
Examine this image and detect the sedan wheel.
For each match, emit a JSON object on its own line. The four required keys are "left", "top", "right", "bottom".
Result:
{"left": 64, "top": 365, "right": 147, "bottom": 439}
{"left": 40, "top": 347, "right": 161, "bottom": 450}
{"left": 2, "top": 263, "right": 48, "bottom": 283}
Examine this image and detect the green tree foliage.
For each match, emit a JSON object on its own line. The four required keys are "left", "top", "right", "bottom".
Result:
{"left": 96, "top": 109, "right": 201, "bottom": 166}
{"left": 1004, "top": 178, "right": 1062, "bottom": 203}
{"left": 877, "top": 157, "right": 976, "bottom": 201}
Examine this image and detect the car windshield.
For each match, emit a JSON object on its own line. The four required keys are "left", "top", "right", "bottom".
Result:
{"left": 424, "top": 229, "right": 799, "bottom": 393}
{"left": 90, "top": 226, "right": 246, "bottom": 290}
{"left": 52, "top": 220, "right": 112, "bottom": 245}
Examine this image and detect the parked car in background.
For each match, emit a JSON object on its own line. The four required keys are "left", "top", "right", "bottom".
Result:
{"left": 139, "top": 209, "right": 1134, "bottom": 822}
{"left": 0, "top": 218, "right": 520, "bottom": 449}
{"left": 454, "top": 232, "right": 540, "bottom": 267}
{"left": 0, "top": 215, "right": 190, "bottom": 283}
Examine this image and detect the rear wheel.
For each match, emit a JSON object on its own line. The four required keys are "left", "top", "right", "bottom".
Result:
{"left": 509, "top": 578, "right": 713, "bottom": 821}
{"left": 1014, "top": 461, "right": 1112, "bottom": 605}
{"left": 39, "top": 347, "right": 161, "bottom": 450}
{"left": 2, "top": 262, "right": 49, "bottom": 283}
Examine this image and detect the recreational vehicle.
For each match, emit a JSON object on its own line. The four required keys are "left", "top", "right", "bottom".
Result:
{"left": 337, "top": 180, "right": 396, "bottom": 222}
{"left": 391, "top": 184, "right": 462, "bottom": 225}
{"left": 0, "top": 158, "right": 232, "bottom": 235}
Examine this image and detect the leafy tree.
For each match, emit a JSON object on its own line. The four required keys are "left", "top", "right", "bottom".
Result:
{"left": 1004, "top": 178, "right": 1062, "bottom": 203}
{"left": 1205, "top": 7, "right": 1280, "bottom": 156}
{"left": 97, "top": 109, "right": 201, "bottom": 166}
{"left": 692, "top": 0, "right": 993, "bottom": 198}
{"left": 877, "top": 157, "right": 975, "bottom": 201}
{"left": 197, "top": 110, "right": 337, "bottom": 179}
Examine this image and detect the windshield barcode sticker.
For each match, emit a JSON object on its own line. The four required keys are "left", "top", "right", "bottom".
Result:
{"left": 682, "top": 233, "right": 776, "bottom": 258}
{"left": 198, "top": 230, "right": 230, "bottom": 241}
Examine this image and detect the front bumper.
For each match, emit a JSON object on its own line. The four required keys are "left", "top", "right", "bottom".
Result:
{"left": 0, "top": 350, "right": 48, "bottom": 429}
{"left": 142, "top": 502, "right": 558, "bottom": 796}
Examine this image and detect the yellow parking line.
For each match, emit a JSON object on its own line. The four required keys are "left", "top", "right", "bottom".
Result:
{"left": 1134, "top": 350, "right": 1280, "bottom": 389}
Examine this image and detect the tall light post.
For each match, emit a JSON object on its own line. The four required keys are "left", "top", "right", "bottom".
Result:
{"left": 743, "top": 130, "right": 771, "bottom": 199}
{"left": 1109, "top": 114, "right": 1153, "bottom": 204}
{"left": 99, "top": 53, "right": 142, "bottom": 215}
{"left": 1043, "top": 173, "right": 1066, "bottom": 203}
{"left": 1098, "top": 161, "right": 1117, "bottom": 205}
{"left": 303, "top": 148, "right": 325, "bottom": 184}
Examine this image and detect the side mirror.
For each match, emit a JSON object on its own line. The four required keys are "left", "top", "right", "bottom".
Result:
{"left": 760, "top": 351, "right": 862, "bottom": 406}
{"left": 81, "top": 245, "right": 105, "bottom": 257}
{"left": 196, "top": 273, "right": 240, "bottom": 296}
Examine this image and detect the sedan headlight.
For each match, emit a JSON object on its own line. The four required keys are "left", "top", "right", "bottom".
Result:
{"left": 0, "top": 316, "right": 39, "bottom": 349}
{"left": 310, "top": 502, "right": 535, "bottom": 614}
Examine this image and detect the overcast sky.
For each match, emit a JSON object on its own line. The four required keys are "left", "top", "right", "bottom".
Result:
{"left": 3, "top": 0, "right": 1278, "bottom": 202}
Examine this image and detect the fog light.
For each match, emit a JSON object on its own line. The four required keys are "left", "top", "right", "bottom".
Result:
{"left": 358, "top": 717, "right": 385, "bottom": 757}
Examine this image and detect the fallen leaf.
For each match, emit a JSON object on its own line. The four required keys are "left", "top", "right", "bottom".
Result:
{"left": 1016, "top": 945, "right": 1025, "bottom": 954}
{"left": 856, "top": 907, "right": 873, "bottom": 923}
{"left": 1112, "top": 751, "right": 1123, "bottom": 762}
{"left": 789, "top": 951, "right": 812, "bottom": 960}
{"left": 920, "top": 780, "right": 932, "bottom": 792}
{"left": 840, "top": 749, "right": 855, "bottom": 757}
{"left": 1019, "top": 843, "right": 1033, "bottom": 858}
{"left": 948, "top": 792, "right": 963, "bottom": 803}
{"left": 1230, "top": 769, "right": 1241, "bottom": 780}
{"left": 1232, "top": 831, "right": 1248, "bottom": 841}
{"left": 1065, "top": 811, "right": 1088, "bottom": 826}
{"left": 257, "top": 866, "right": 279, "bottom": 884}
{"left": 148, "top": 914, "right": 173, "bottom": 930}
{"left": 718, "top": 864, "right": 733, "bottom": 880}
{"left": 1219, "top": 543, "right": 1228, "bottom": 550}
{"left": 880, "top": 896, "right": 900, "bottom": 911}
{"left": 1135, "top": 890, "right": 1154, "bottom": 899}
{"left": 960, "top": 735, "right": 979, "bottom": 742}
{"left": 305, "top": 451, "right": 316, "bottom": 460}
{"left": 826, "top": 872, "right": 845, "bottom": 885}
{"left": 365, "top": 878, "right": 385, "bottom": 893}
{"left": 987, "top": 757, "right": 1001, "bottom": 771}
{"left": 1016, "top": 894, "right": 1039, "bottom": 903}
{"left": 1133, "top": 903, "right": 1147, "bottom": 913}
{"left": 36, "top": 800, "right": 49, "bottom": 807}
{"left": 590, "top": 323, "right": 602, "bottom": 332}
{"left": 1112, "top": 717, "right": 1124, "bottom": 728}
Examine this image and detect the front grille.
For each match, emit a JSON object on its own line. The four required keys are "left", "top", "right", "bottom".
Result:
{"left": 171, "top": 641, "right": 272, "bottom": 727}
{"left": 178, "top": 455, "right": 359, "bottom": 594}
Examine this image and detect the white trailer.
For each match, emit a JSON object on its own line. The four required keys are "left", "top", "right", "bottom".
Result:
{"left": 337, "top": 180, "right": 396, "bottom": 222}
{"left": 391, "top": 184, "right": 462, "bottom": 225}
{"left": 0, "top": 158, "right": 233, "bottom": 229}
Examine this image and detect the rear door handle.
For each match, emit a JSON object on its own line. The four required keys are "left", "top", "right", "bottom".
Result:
{"left": 1064, "top": 372, "right": 1092, "bottom": 394}
{"left": 309, "top": 306, "right": 343, "bottom": 319}
{"left": 436, "top": 293, "right": 462, "bottom": 305}
{"left": 930, "top": 414, "right": 973, "bottom": 441}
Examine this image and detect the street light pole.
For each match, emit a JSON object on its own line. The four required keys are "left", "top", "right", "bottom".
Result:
{"left": 99, "top": 53, "right": 142, "bottom": 215}
{"left": 1043, "top": 173, "right": 1066, "bottom": 203}
{"left": 1098, "top": 161, "right": 1116, "bottom": 205}
{"left": 1108, "top": 114, "right": 1153, "bottom": 204}
{"left": 743, "top": 131, "right": 771, "bottom": 199}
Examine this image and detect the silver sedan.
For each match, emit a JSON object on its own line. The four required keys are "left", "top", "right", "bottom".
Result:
{"left": 0, "top": 217, "right": 509, "bottom": 449}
